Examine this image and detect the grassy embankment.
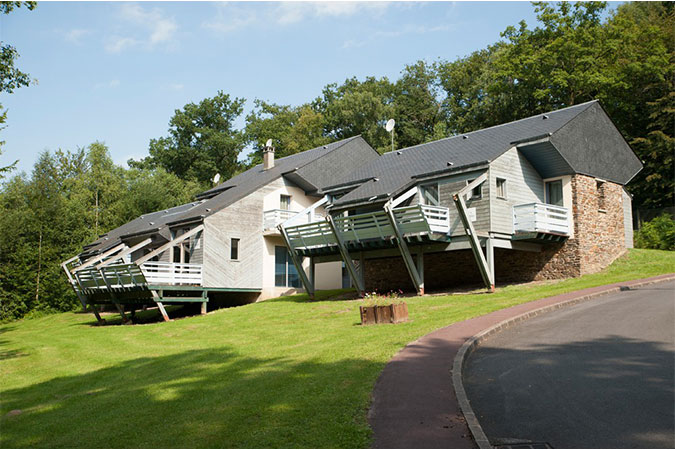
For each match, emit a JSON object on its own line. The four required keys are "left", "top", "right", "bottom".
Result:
{"left": 1, "top": 249, "right": 673, "bottom": 448}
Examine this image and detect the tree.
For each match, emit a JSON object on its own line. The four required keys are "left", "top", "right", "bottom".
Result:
{"left": 436, "top": 1, "right": 673, "bottom": 209}
{"left": 130, "top": 91, "right": 246, "bottom": 186}
{"left": 0, "top": 1, "right": 36, "bottom": 177}
{"left": 244, "top": 100, "right": 329, "bottom": 165}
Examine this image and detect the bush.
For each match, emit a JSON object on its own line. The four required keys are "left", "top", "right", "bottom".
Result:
{"left": 635, "top": 214, "right": 675, "bottom": 250}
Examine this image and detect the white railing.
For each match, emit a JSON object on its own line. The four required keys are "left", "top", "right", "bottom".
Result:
{"left": 513, "top": 203, "right": 570, "bottom": 235}
{"left": 140, "top": 262, "right": 202, "bottom": 285}
{"left": 420, "top": 205, "right": 451, "bottom": 233}
{"left": 284, "top": 204, "right": 451, "bottom": 250}
{"left": 263, "top": 209, "right": 324, "bottom": 230}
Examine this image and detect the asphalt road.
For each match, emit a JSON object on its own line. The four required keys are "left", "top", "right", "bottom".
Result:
{"left": 464, "top": 280, "right": 675, "bottom": 449}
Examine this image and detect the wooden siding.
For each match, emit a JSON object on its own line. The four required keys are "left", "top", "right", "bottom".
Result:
{"left": 414, "top": 169, "right": 490, "bottom": 236}
{"left": 489, "top": 147, "right": 545, "bottom": 235}
{"left": 202, "top": 177, "right": 323, "bottom": 289}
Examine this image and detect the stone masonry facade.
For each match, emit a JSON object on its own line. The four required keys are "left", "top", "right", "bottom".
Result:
{"left": 363, "top": 174, "right": 628, "bottom": 292}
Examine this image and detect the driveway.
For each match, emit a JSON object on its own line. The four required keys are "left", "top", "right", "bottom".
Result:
{"left": 464, "top": 280, "right": 675, "bottom": 448}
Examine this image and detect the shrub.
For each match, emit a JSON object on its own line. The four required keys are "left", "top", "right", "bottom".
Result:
{"left": 635, "top": 214, "right": 675, "bottom": 250}
{"left": 363, "top": 290, "right": 405, "bottom": 306}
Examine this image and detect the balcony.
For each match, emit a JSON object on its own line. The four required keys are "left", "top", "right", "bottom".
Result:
{"left": 140, "top": 262, "right": 202, "bottom": 285}
{"left": 263, "top": 209, "right": 324, "bottom": 232}
{"left": 74, "top": 262, "right": 202, "bottom": 294}
{"left": 283, "top": 204, "right": 451, "bottom": 255}
{"left": 513, "top": 203, "right": 570, "bottom": 242}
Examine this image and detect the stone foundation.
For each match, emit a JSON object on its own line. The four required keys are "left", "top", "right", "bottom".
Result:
{"left": 363, "top": 175, "right": 629, "bottom": 292}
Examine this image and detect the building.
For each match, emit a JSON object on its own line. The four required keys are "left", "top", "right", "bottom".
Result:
{"left": 280, "top": 100, "right": 642, "bottom": 297}
{"left": 62, "top": 136, "right": 379, "bottom": 323}
{"left": 64, "top": 100, "right": 642, "bottom": 323}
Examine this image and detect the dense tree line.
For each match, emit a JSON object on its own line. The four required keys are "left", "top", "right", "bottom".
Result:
{"left": 1, "top": 1, "right": 672, "bottom": 321}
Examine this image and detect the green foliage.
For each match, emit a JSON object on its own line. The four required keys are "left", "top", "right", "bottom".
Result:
{"left": 0, "top": 249, "right": 672, "bottom": 447}
{"left": 131, "top": 91, "right": 246, "bottom": 186}
{"left": 435, "top": 1, "right": 673, "bottom": 209}
{"left": 0, "top": 143, "right": 203, "bottom": 322}
{"left": 245, "top": 100, "right": 330, "bottom": 165}
{"left": 635, "top": 214, "right": 675, "bottom": 250}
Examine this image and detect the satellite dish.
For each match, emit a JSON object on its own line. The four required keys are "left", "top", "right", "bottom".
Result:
{"left": 265, "top": 138, "right": 273, "bottom": 148}
{"left": 385, "top": 119, "right": 396, "bottom": 132}
{"left": 213, "top": 173, "right": 221, "bottom": 184}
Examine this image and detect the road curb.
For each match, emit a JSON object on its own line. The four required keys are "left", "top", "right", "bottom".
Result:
{"left": 451, "top": 274, "right": 675, "bottom": 449}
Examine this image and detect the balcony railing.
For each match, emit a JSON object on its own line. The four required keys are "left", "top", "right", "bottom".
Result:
{"left": 72, "top": 262, "right": 202, "bottom": 295}
{"left": 513, "top": 203, "right": 570, "bottom": 236}
{"left": 140, "top": 262, "right": 202, "bottom": 285}
{"left": 263, "top": 209, "right": 324, "bottom": 231}
{"left": 284, "top": 204, "right": 450, "bottom": 250}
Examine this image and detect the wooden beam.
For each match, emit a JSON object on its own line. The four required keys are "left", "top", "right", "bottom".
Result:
{"left": 96, "top": 238, "right": 152, "bottom": 269}
{"left": 326, "top": 215, "right": 365, "bottom": 296}
{"left": 279, "top": 224, "right": 315, "bottom": 300}
{"left": 486, "top": 237, "right": 495, "bottom": 286}
{"left": 390, "top": 185, "right": 418, "bottom": 208}
{"left": 463, "top": 172, "right": 488, "bottom": 200}
{"left": 61, "top": 258, "right": 88, "bottom": 309}
{"left": 452, "top": 193, "right": 494, "bottom": 291}
{"left": 384, "top": 204, "right": 424, "bottom": 295}
{"left": 73, "top": 243, "right": 126, "bottom": 272}
{"left": 135, "top": 225, "right": 204, "bottom": 265}
{"left": 282, "top": 195, "right": 328, "bottom": 226}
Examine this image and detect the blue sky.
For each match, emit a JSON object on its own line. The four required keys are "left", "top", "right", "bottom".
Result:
{"left": 0, "top": 1, "right": 606, "bottom": 174}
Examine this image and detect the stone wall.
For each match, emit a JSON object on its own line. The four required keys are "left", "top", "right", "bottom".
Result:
{"left": 362, "top": 174, "right": 628, "bottom": 292}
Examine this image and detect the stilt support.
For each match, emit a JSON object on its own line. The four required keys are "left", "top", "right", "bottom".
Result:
{"left": 90, "top": 304, "right": 106, "bottom": 325}
{"left": 326, "top": 215, "right": 365, "bottom": 297}
{"left": 113, "top": 302, "right": 132, "bottom": 325}
{"left": 156, "top": 301, "right": 170, "bottom": 322}
{"left": 452, "top": 192, "right": 495, "bottom": 292}
{"left": 384, "top": 204, "right": 424, "bottom": 295}
{"left": 279, "top": 224, "right": 315, "bottom": 300}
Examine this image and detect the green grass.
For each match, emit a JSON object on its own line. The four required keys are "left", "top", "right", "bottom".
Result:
{"left": 1, "top": 249, "right": 673, "bottom": 448}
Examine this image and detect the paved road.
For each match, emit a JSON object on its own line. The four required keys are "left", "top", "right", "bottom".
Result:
{"left": 464, "top": 280, "right": 675, "bottom": 449}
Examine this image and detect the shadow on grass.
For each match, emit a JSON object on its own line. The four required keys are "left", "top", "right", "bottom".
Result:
{"left": 0, "top": 325, "right": 26, "bottom": 361}
{"left": 464, "top": 336, "right": 675, "bottom": 449}
{"left": 0, "top": 346, "right": 377, "bottom": 448}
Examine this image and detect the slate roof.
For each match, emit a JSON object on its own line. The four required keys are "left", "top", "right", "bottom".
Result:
{"left": 330, "top": 100, "right": 640, "bottom": 208}
{"left": 79, "top": 136, "right": 377, "bottom": 257}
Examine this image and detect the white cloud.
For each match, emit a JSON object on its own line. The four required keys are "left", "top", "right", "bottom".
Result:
{"left": 276, "top": 2, "right": 390, "bottom": 25}
{"left": 105, "top": 3, "right": 178, "bottom": 53}
{"left": 105, "top": 36, "right": 138, "bottom": 53}
{"left": 94, "top": 79, "right": 121, "bottom": 90}
{"left": 203, "top": 1, "right": 393, "bottom": 34}
{"left": 342, "top": 39, "right": 365, "bottom": 49}
{"left": 202, "top": 3, "right": 257, "bottom": 34}
{"left": 64, "top": 28, "right": 90, "bottom": 44}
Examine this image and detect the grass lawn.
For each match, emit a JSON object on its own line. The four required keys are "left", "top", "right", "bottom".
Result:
{"left": 1, "top": 249, "right": 673, "bottom": 448}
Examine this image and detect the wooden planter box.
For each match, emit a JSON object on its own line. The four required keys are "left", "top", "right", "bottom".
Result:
{"left": 360, "top": 302, "right": 408, "bottom": 325}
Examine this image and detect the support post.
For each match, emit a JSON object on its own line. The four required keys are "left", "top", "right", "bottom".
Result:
{"left": 278, "top": 224, "right": 315, "bottom": 300}
{"left": 309, "top": 257, "right": 316, "bottom": 290}
{"left": 150, "top": 290, "right": 170, "bottom": 322}
{"left": 384, "top": 204, "right": 424, "bottom": 295}
{"left": 113, "top": 302, "right": 132, "bottom": 325}
{"left": 359, "top": 252, "right": 365, "bottom": 290}
{"left": 486, "top": 237, "right": 495, "bottom": 287}
{"left": 452, "top": 193, "right": 494, "bottom": 292}
{"left": 89, "top": 303, "right": 105, "bottom": 325}
{"left": 200, "top": 291, "right": 207, "bottom": 315}
{"left": 417, "top": 252, "right": 425, "bottom": 294}
{"left": 325, "top": 215, "right": 365, "bottom": 297}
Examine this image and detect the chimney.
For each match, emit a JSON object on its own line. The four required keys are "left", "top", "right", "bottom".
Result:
{"left": 263, "top": 144, "right": 275, "bottom": 170}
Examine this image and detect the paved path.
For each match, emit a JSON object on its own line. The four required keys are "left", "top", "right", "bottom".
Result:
{"left": 368, "top": 274, "right": 675, "bottom": 449}
{"left": 464, "top": 280, "right": 675, "bottom": 449}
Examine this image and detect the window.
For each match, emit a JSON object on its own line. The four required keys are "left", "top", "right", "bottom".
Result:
{"left": 496, "top": 178, "right": 507, "bottom": 199}
{"left": 275, "top": 246, "right": 301, "bottom": 287}
{"left": 468, "top": 179, "right": 482, "bottom": 200}
{"left": 172, "top": 228, "right": 193, "bottom": 263}
{"left": 421, "top": 183, "right": 440, "bottom": 206}
{"left": 597, "top": 180, "right": 606, "bottom": 211}
{"left": 545, "top": 180, "right": 564, "bottom": 206}
{"left": 280, "top": 194, "right": 291, "bottom": 210}
{"left": 230, "top": 238, "right": 240, "bottom": 260}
